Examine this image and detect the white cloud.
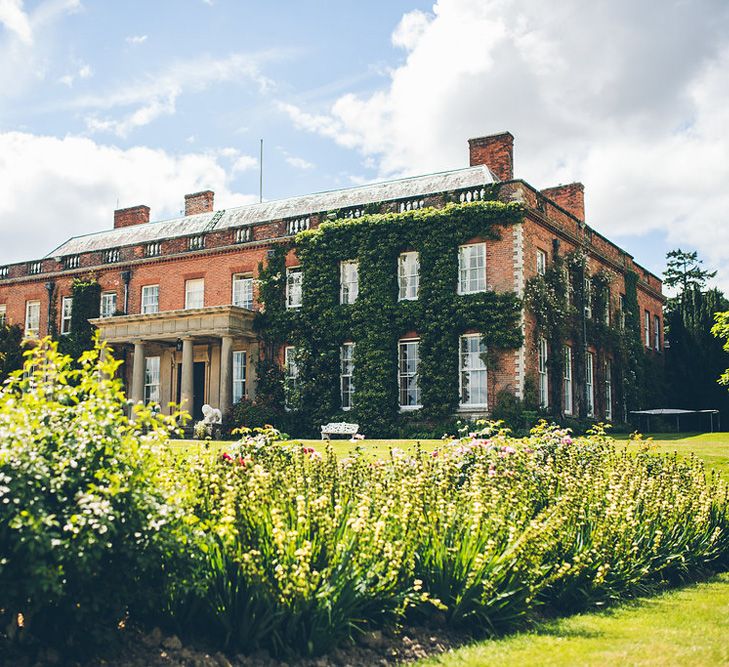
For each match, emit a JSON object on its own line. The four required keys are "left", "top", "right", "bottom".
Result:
{"left": 0, "top": 0, "right": 32, "bottom": 44}
{"left": 231, "top": 155, "right": 258, "bottom": 172}
{"left": 0, "top": 0, "right": 81, "bottom": 97}
{"left": 80, "top": 52, "right": 277, "bottom": 138}
{"left": 280, "top": 0, "right": 729, "bottom": 287}
{"left": 58, "top": 61, "right": 92, "bottom": 87}
{"left": 285, "top": 155, "right": 314, "bottom": 170}
{"left": 391, "top": 9, "right": 431, "bottom": 51}
{"left": 126, "top": 34, "right": 147, "bottom": 45}
{"left": 0, "top": 131, "right": 258, "bottom": 264}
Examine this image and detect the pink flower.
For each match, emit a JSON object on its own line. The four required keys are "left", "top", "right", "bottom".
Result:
{"left": 302, "top": 447, "right": 316, "bottom": 454}
{"left": 431, "top": 450, "right": 439, "bottom": 458}
{"left": 562, "top": 436, "right": 573, "bottom": 445}
{"left": 221, "top": 452, "right": 234, "bottom": 463}
{"left": 488, "top": 463, "right": 496, "bottom": 477}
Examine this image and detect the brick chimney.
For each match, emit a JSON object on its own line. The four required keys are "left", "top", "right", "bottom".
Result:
{"left": 184, "top": 190, "right": 214, "bottom": 216}
{"left": 114, "top": 205, "right": 150, "bottom": 229}
{"left": 541, "top": 183, "right": 585, "bottom": 222}
{"left": 468, "top": 132, "right": 514, "bottom": 181}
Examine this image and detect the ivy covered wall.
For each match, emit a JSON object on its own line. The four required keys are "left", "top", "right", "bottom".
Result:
{"left": 254, "top": 201, "right": 524, "bottom": 436}
{"left": 524, "top": 249, "right": 663, "bottom": 422}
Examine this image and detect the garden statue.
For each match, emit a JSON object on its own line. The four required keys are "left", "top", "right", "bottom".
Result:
{"left": 201, "top": 404, "right": 222, "bottom": 425}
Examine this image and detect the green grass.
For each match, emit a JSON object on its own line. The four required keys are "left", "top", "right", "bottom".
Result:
{"left": 171, "top": 437, "right": 443, "bottom": 459}
{"left": 173, "top": 431, "right": 729, "bottom": 478}
{"left": 614, "top": 432, "right": 729, "bottom": 479}
{"left": 419, "top": 572, "right": 729, "bottom": 666}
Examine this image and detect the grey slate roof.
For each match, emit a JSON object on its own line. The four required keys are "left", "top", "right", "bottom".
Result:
{"left": 46, "top": 165, "right": 496, "bottom": 258}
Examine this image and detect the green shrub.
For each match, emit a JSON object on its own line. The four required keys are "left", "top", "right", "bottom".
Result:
{"left": 0, "top": 339, "right": 189, "bottom": 649}
{"left": 170, "top": 421, "right": 729, "bottom": 656}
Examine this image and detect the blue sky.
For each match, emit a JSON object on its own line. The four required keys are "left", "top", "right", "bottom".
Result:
{"left": 1, "top": 0, "right": 729, "bottom": 290}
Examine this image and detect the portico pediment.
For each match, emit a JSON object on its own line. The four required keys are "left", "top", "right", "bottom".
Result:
{"left": 90, "top": 305, "right": 257, "bottom": 344}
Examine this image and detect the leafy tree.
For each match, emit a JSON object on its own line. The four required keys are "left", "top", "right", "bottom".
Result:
{"left": 663, "top": 248, "right": 729, "bottom": 422}
{"left": 712, "top": 310, "right": 729, "bottom": 387}
{"left": 664, "top": 249, "right": 716, "bottom": 304}
{"left": 0, "top": 323, "right": 23, "bottom": 383}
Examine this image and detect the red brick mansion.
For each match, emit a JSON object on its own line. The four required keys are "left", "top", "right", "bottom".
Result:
{"left": 0, "top": 132, "right": 664, "bottom": 425}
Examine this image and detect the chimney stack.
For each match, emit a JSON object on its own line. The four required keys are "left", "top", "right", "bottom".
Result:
{"left": 114, "top": 204, "right": 150, "bottom": 229}
{"left": 468, "top": 132, "right": 514, "bottom": 181}
{"left": 541, "top": 183, "right": 585, "bottom": 222}
{"left": 184, "top": 190, "right": 215, "bottom": 216}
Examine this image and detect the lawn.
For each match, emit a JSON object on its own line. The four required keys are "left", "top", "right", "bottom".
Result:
{"left": 173, "top": 431, "right": 729, "bottom": 478}
{"left": 421, "top": 572, "right": 729, "bottom": 667}
{"left": 614, "top": 431, "right": 729, "bottom": 479}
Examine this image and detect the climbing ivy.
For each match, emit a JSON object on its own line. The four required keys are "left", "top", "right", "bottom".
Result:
{"left": 254, "top": 201, "right": 524, "bottom": 436}
{"left": 525, "top": 250, "right": 659, "bottom": 423}
{"left": 58, "top": 277, "right": 101, "bottom": 361}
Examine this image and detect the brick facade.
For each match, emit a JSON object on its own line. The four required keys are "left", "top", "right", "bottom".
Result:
{"left": 0, "top": 132, "right": 664, "bottom": 424}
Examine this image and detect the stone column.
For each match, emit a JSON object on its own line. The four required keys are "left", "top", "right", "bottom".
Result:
{"left": 220, "top": 335, "right": 234, "bottom": 417}
{"left": 180, "top": 337, "right": 194, "bottom": 416}
{"left": 131, "top": 340, "right": 145, "bottom": 407}
{"left": 248, "top": 342, "right": 259, "bottom": 400}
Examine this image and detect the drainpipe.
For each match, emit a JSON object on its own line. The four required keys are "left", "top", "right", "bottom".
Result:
{"left": 45, "top": 281, "right": 55, "bottom": 336}
{"left": 121, "top": 270, "right": 131, "bottom": 314}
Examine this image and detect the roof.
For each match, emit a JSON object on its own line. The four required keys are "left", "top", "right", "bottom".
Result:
{"left": 46, "top": 165, "right": 496, "bottom": 258}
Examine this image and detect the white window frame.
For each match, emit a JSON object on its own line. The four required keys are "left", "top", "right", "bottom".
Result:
{"left": 232, "top": 274, "right": 254, "bottom": 310}
{"left": 538, "top": 336, "right": 549, "bottom": 408}
{"left": 233, "top": 350, "right": 247, "bottom": 404}
{"left": 584, "top": 276, "right": 592, "bottom": 319}
{"left": 644, "top": 310, "right": 651, "bottom": 348}
{"left": 586, "top": 351, "right": 595, "bottom": 417}
{"left": 284, "top": 345, "right": 299, "bottom": 409}
{"left": 339, "top": 260, "right": 359, "bottom": 305}
{"left": 398, "top": 338, "right": 421, "bottom": 409}
{"left": 340, "top": 342, "right": 355, "bottom": 410}
{"left": 25, "top": 300, "right": 40, "bottom": 337}
{"left": 563, "top": 345, "right": 573, "bottom": 415}
{"left": 654, "top": 315, "right": 661, "bottom": 351}
{"left": 185, "top": 278, "right": 205, "bottom": 310}
{"left": 144, "top": 356, "right": 160, "bottom": 404}
{"left": 286, "top": 267, "right": 303, "bottom": 309}
{"left": 536, "top": 249, "right": 547, "bottom": 276}
{"left": 605, "top": 360, "right": 613, "bottom": 421}
{"left": 0, "top": 304, "right": 6, "bottom": 327}
{"left": 398, "top": 251, "right": 420, "bottom": 301}
{"left": 458, "top": 243, "right": 487, "bottom": 295}
{"left": 459, "top": 334, "right": 488, "bottom": 409}
{"left": 141, "top": 285, "right": 159, "bottom": 314}
{"left": 100, "top": 291, "right": 117, "bottom": 318}
{"left": 61, "top": 296, "right": 73, "bottom": 335}
{"left": 604, "top": 290, "right": 611, "bottom": 325}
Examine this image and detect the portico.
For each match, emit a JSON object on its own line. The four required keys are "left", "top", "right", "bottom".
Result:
{"left": 91, "top": 305, "right": 257, "bottom": 420}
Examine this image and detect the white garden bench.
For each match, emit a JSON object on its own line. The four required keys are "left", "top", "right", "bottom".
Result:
{"left": 320, "top": 422, "right": 360, "bottom": 440}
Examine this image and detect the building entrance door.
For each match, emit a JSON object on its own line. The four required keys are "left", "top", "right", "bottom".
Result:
{"left": 192, "top": 361, "right": 206, "bottom": 421}
{"left": 177, "top": 360, "right": 207, "bottom": 421}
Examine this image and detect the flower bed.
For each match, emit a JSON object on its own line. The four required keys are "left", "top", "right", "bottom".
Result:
{"left": 1, "top": 342, "right": 728, "bottom": 660}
